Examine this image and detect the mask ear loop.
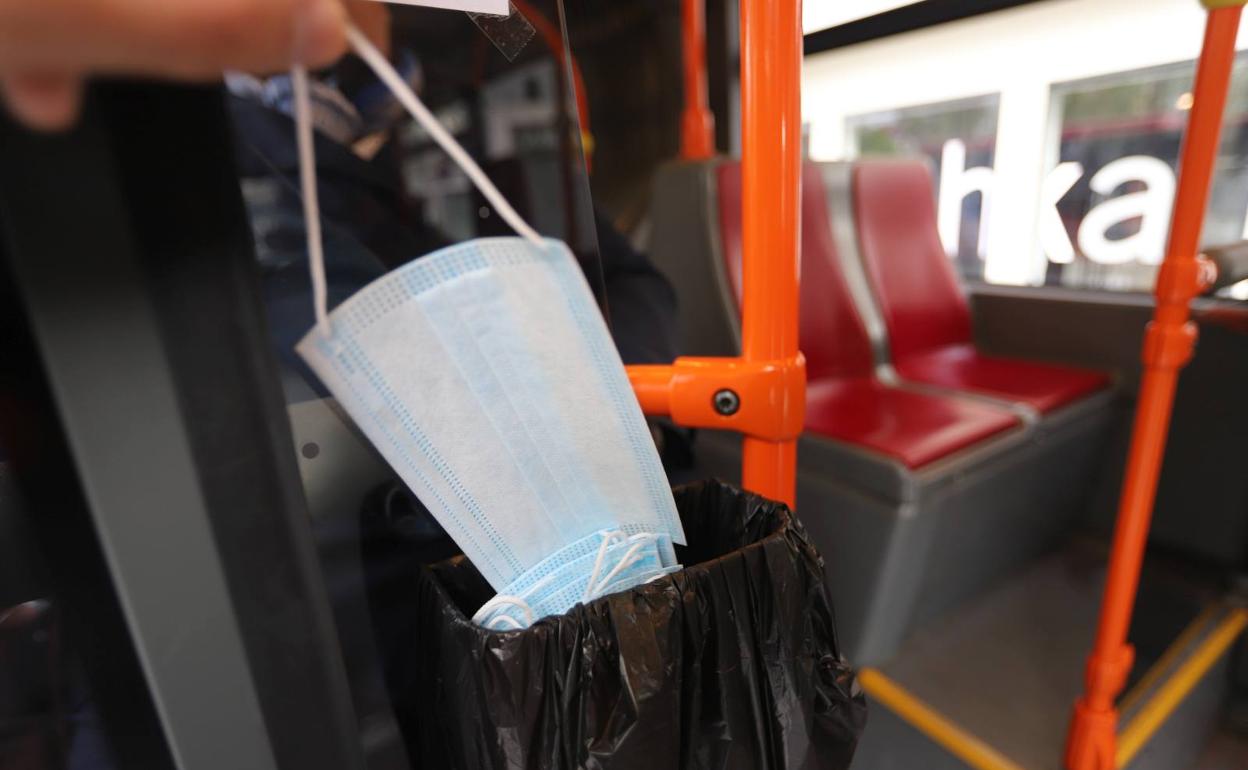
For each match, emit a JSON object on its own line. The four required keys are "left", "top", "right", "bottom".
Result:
{"left": 292, "top": 24, "right": 546, "bottom": 340}
{"left": 346, "top": 25, "right": 543, "bottom": 246}
{"left": 292, "top": 64, "right": 331, "bottom": 338}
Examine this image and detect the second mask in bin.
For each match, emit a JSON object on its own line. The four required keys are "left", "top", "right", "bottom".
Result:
{"left": 475, "top": 529, "right": 678, "bottom": 630}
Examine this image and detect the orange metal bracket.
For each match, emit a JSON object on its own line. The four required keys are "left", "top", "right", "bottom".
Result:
{"left": 628, "top": 0, "right": 803, "bottom": 508}
{"left": 628, "top": 355, "right": 806, "bottom": 441}
{"left": 1064, "top": 6, "right": 1241, "bottom": 769}
{"left": 680, "top": 0, "right": 716, "bottom": 159}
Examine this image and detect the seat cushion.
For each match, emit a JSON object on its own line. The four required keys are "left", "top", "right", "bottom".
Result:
{"left": 806, "top": 377, "right": 1020, "bottom": 469}
{"left": 896, "top": 344, "right": 1110, "bottom": 414}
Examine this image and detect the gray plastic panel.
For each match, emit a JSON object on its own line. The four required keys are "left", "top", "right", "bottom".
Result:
{"left": 694, "top": 392, "right": 1116, "bottom": 665}
{"left": 973, "top": 285, "right": 1248, "bottom": 572}
{"left": 907, "top": 394, "right": 1118, "bottom": 635}
{"left": 647, "top": 160, "right": 740, "bottom": 357}
{"left": 286, "top": 399, "right": 411, "bottom": 768}
{"left": 289, "top": 399, "right": 395, "bottom": 523}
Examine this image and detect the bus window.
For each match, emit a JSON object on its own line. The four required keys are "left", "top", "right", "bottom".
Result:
{"left": 803, "top": 0, "right": 1248, "bottom": 295}
{"left": 1049, "top": 57, "right": 1248, "bottom": 293}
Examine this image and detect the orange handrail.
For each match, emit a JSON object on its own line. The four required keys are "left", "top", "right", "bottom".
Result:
{"left": 1064, "top": 5, "right": 1241, "bottom": 769}
{"left": 737, "top": 0, "right": 803, "bottom": 505}
{"left": 626, "top": 0, "right": 804, "bottom": 507}
{"left": 680, "top": 0, "right": 716, "bottom": 159}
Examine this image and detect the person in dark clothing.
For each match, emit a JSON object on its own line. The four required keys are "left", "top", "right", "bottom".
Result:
{"left": 225, "top": 51, "right": 678, "bottom": 395}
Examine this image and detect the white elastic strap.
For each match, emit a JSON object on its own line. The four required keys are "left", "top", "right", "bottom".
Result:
{"left": 581, "top": 531, "right": 624, "bottom": 601}
{"left": 587, "top": 540, "right": 647, "bottom": 600}
{"left": 486, "top": 614, "right": 525, "bottom": 631}
{"left": 583, "top": 531, "right": 651, "bottom": 601}
{"left": 473, "top": 530, "right": 658, "bottom": 629}
{"left": 293, "top": 25, "right": 544, "bottom": 339}
{"left": 345, "top": 24, "right": 544, "bottom": 247}
{"left": 473, "top": 593, "right": 535, "bottom": 629}
{"left": 292, "top": 65, "right": 331, "bottom": 338}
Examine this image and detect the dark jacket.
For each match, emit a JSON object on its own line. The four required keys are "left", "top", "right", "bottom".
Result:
{"left": 227, "top": 94, "right": 678, "bottom": 397}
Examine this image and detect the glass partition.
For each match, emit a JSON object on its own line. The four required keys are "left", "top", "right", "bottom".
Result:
{"left": 226, "top": 3, "right": 606, "bottom": 766}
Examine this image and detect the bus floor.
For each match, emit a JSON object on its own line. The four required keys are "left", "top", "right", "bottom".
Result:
{"left": 1193, "top": 726, "right": 1248, "bottom": 768}
{"left": 848, "top": 535, "right": 1247, "bottom": 770}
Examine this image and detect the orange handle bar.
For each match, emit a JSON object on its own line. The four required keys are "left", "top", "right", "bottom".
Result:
{"left": 627, "top": 356, "right": 806, "bottom": 442}
{"left": 1064, "top": 6, "right": 1241, "bottom": 770}
{"left": 680, "top": 0, "right": 716, "bottom": 159}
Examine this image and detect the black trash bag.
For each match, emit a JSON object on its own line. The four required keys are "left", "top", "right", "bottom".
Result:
{"left": 360, "top": 479, "right": 866, "bottom": 770}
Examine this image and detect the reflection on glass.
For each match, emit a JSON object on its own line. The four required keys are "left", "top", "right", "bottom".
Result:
{"left": 848, "top": 95, "right": 1000, "bottom": 281}
{"left": 1047, "top": 56, "right": 1248, "bottom": 293}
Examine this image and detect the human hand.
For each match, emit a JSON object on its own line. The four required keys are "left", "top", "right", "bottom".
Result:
{"left": 0, "top": 0, "right": 364, "bottom": 131}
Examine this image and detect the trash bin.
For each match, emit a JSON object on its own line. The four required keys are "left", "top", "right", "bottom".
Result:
{"left": 361, "top": 479, "right": 866, "bottom": 770}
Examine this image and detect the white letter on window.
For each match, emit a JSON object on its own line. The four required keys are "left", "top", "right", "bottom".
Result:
{"left": 1076, "top": 156, "right": 1175, "bottom": 266}
{"left": 1039, "top": 162, "right": 1083, "bottom": 264}
{"left": 938, "top": 139, "right": 996, "bottom": 258}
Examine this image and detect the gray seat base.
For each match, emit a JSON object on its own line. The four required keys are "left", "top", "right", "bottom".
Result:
{"left": 693, "top": 390, "right": 1120, "bottom": 664}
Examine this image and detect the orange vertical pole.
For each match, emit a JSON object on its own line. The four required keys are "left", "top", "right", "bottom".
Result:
{"left": 628, "top": 0, "right": 804, "bottom": 506}
{"left": 738, "top": 0, "right": 803, "bottom": 507}
{"left": 1064, "top": 6, "right": 1241, "bottom": 769}
{"left": 680, "top": 0, "right": 716, "bottom": 159}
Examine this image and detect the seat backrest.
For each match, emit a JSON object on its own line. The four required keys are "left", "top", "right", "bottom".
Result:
{"left": 717, "top": 162, "right": 875, "bottom": 379}
{"left": 646, "top": 160, "right": 741, "bottom": 358}
{"left": 713, "top": 162, "right": 744, "bottom": 310}
{"left": 852, "top": 159, "right": 973, "bottom": 361}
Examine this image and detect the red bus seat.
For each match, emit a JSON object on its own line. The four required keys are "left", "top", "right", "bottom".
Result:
{"left": 851, "top": 160, "right": 1108, "bottom": 413}
{"left": 648, "top": 158, "right": 1116, "bottom": 662}
{"left": 717, "top": 162, "right": 1019, "bottom": 468}
{"left": 806, "top": 378, "right": 1019, "bottom": 469}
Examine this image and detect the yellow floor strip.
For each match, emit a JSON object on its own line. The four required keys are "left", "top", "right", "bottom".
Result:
{"left": 1117, "top": 602, "right": 1221, "bottom": 715}
{"left": 859, "top": 668, "right": 1028, "bottom": 770}
{"left": 1116, "top": 608, "right": 1248, "bottom": 768}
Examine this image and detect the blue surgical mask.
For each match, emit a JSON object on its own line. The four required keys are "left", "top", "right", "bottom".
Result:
{"left": 297, "top": 238, "right": 683, "bottom": 588}
{"left": 473, "top": 530, "right": 678, "bottom": 630}
{"left": 290, "top": 26, "right": 684, "bottom": 596}
{"left": 414, "top": 261, "right": 681, "bottom": 564}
